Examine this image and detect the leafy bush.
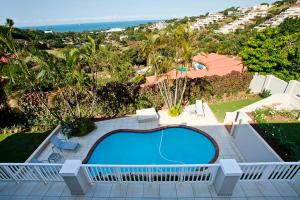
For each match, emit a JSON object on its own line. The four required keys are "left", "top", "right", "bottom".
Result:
{"left": 168, "top": 105, "right": 183, "bottom": 117}
{"left": 75, "top": 118, "right": 96, "bottom": 137}
{"left": 96, "top": 82, "right": 140, "bottom": 117}
{"left": 61, "top": 118, "right": 95, "bottom": 138}
{"left": 132, "top": 74, "right": 146, "bottom": 84}
{"left": 260, "top": 89, "right": 271, "bottom": 98}
{"left": 0, "top": 78, "right": 28, "bottom": 129}
{"left": 187, "top": 71, "right": 253, "bottom": 103}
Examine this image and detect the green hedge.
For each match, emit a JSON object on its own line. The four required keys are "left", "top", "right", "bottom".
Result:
{"left": 18, "top": 71, "right": 253, "bottom": 124}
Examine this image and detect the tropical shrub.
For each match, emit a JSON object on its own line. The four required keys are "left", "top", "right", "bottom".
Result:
{"left": 61, "top": 118, "right": 95, "bottom": 138}
{"left": 168, "top": 105, "right": 183, "bottom": 117}
{"left": 0, "top": 78, "right": 28, "bottom": 129}
{"left": 260, "top": 89, "right": 272, "bottom": 98}
{"left": 187, "top": 71, "right": 253, "bottom": 103}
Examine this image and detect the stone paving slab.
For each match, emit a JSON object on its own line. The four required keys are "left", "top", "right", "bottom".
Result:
{"left": 0, "top": 181, "right": 299, "bottom": 199}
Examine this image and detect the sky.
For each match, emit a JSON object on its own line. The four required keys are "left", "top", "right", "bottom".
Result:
{"left": 0, "top": 0, "right": 277, "bottom": 27}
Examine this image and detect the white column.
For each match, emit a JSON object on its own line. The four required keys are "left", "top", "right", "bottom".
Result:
{"left": 213, "top": 159, "right": 243, "bottom": 195}
{"left": 59, "top": 160, "right": 91, "bottom": 195}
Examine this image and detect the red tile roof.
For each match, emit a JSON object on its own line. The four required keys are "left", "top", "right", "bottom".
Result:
{"left": 143, "top": 53, "right": 245, "bottom": 86}
{"left": 0, "top": 54, "right": 15, "bottom": 63}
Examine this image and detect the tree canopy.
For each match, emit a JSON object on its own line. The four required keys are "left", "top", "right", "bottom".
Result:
{"left": 240, "top": 18, "right": 300, "bottom": 81}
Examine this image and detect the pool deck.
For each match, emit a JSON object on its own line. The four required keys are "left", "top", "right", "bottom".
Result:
{"left": 37, "top": 103, "right": 243, "bottom": 163}
{"left": 0, "top": 181, "right": 299, "bottom": 199}
{"left": 2, "top": 103, "right": 300, "bottom": 199}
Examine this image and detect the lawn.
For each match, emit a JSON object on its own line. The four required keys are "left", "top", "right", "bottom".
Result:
{"left": 209, "top": 96, "right": 262, "bottom": 122}
{"left": 0, "top": 131, "right": 50, "bottom": 163}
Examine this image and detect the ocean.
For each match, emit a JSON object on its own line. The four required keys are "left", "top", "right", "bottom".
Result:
{"left": 20, "top": 20, "right": 159, "bottom": 33}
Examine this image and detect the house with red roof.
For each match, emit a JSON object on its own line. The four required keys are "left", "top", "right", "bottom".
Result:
{"left": 143, "top": 53, "right": 245, "bottom": 86}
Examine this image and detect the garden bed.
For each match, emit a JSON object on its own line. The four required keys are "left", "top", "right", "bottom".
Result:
{"left": 248, "top": 107, "right": 300, "bottom": 161}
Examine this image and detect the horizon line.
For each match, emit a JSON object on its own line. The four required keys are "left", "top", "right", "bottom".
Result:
{"left": 18, "top": 18, "right": 164, "bottom": 28}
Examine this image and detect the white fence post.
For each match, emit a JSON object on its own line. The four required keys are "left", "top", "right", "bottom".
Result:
{"left": 213, "top": 159, "right": 243, "bottom": 195}
{"left": 59, "top": 160, "right": 91, "bottom": 195}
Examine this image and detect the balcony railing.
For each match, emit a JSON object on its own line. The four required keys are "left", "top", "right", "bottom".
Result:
{"left": 82, "top": 164, "right": 219, "bottom": 183}
{"left": 0, "top": 161, "right": 299, "bottom": 184}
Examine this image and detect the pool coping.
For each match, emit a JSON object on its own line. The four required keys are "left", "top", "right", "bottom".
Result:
{"left": 82, "top": 125, "right": 219, "bottom": 164}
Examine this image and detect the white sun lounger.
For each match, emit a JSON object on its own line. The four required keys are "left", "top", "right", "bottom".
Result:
{"left": 196, "top": 100, "right": 205, "bottom": 117}
{"left": 136, "top": 107, "right": 159, "bottom": 122}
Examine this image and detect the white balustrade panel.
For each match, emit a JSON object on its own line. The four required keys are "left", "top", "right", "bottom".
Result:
{"left": 0, "top": 163, "right": 64, "bottom": 183}
{"left": 82, "top": 164, "right": 220, "bottom": 183}
{"left": 239, "top": 162, "right": 300, "bottom": 182}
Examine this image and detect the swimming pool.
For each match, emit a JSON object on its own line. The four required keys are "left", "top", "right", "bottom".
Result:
{"left": 84, "top": 126, "right": 219, "bottom": 165}
{"left": 194, "top": 63, "right": 206, "bottom": 70}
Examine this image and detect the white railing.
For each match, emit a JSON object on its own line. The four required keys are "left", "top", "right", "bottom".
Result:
{"left": 0, "top": 162, "right": 300, "bottom": 185}
{"left": 239, "top": 162, "right": 300, "bottom": 182}
{"left": 82, "top": 164, "right": 220, "bottom": 184}
{"left": 0, "top": 163, "right": 64, "bottom": 183}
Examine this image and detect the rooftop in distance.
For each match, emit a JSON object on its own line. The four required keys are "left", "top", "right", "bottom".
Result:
{"left": 144, "top": 53, "right": 245, "bottom": 86}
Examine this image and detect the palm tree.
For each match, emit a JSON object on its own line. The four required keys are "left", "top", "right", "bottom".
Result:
{"left": 140, "top": 33, "right": 160, "bottom": 73}
{"left": 5, "top": 19, "right": 14, "bottom": 29}
{"left": 140, "top": 25, "right": 194, "bottom": 115}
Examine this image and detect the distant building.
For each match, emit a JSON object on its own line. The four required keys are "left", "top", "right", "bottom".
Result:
{"left": 149, "top": 21, "right": 167, "bottom": 31}
{"left": 255, "top": 1, "right": 300, "bottom": 30}
{"left": 44, "top": 30, "right": 53, "bottom": 34}
{"left": 105, "top": 28, "right": 125, "bottom": 33}
{"left": 119, "top": 35, "right": 128, "bottom": 41}
{"left": 190, "top": 13, "right": 225, "bottom": 30}
{"left": 215, "top": 4, "right": 270, "bottom": 34}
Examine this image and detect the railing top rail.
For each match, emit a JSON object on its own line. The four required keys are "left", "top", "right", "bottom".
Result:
{"left": 239, "top": 162, "right": 300, "bottom": 166}
{"left": 1, "top": 162, "right": 299, "bottom": 168}
{"left": 0, "top": 163, "right": 63, "bottom": 166}
{"left": 82, "top": 163, "right": 221, "bottom": 168}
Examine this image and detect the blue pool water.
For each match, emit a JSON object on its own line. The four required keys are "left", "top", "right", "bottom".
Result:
{"left": 194, "top": 63, "right": 206, "bottom": 70}
{"left": 87, "top": 127, "right": 217, "bottom": 165}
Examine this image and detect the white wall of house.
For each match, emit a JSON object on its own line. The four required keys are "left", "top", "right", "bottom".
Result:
{"left": 232, "top": 116, "right": 283, "bottom": 162}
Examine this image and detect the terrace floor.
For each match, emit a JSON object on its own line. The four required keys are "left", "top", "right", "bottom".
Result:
{"left": 37, "top": 103, "right": 244, "bottom": 163}
{"left": 0, "top": 180, "right": 299, "bottom": 199}
{"left": 1, "top": 103, "right": 300, "bottom": 198}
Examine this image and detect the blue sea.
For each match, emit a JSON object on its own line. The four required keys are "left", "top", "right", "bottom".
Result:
{"left": 20, "top": 20, "right": 159, "bottom": 33}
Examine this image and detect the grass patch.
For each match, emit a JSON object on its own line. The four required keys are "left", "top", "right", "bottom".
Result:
{"left": 0, "top": 131, "right": 50, "bottom": 163}
{"left": 209, "top": 96, "right": 262, "bottom": 122}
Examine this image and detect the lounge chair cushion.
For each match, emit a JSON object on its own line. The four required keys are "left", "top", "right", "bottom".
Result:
{"left": 136, "top": 108, "right": 159, "bottom": 122}
{"left": 196, "top": 100, "right": 205, "bottom": 116}
{"left": 51, "top": 135, "right": 79, "bottom": 151}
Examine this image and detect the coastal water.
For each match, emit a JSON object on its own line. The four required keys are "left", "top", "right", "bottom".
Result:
{"left": 20, "top": 20, "right": 159, "bottom": 32}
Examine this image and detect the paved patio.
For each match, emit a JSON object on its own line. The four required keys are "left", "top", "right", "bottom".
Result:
{"left": 37, "top": 103, "right": 243, "bottom": 163}
{"left": 0, "top": 181, "right": 299, "bottom": 199}
{"left": 1, "top": 104, "right": 300, "bottom": 199}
